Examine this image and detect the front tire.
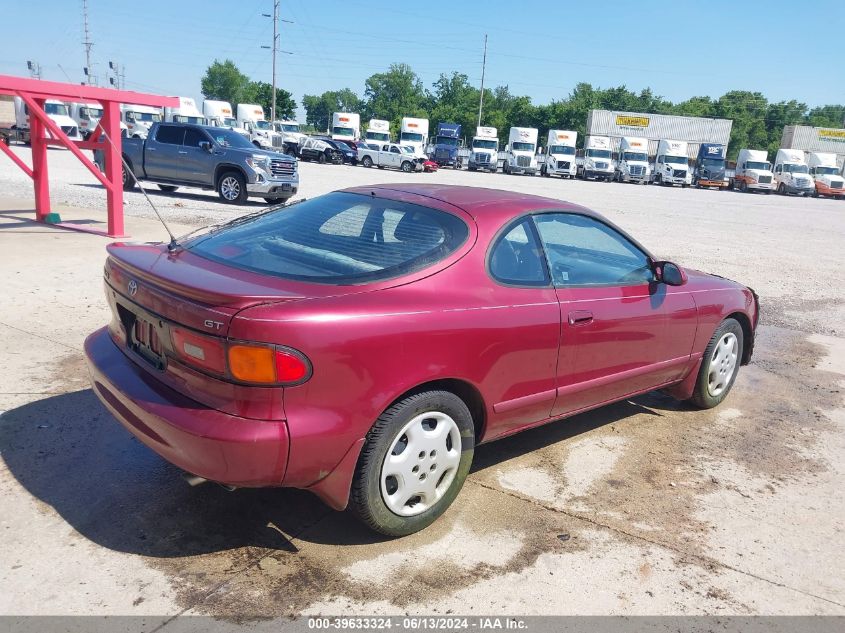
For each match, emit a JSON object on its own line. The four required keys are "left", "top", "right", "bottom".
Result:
{"left": 689, "top": 318, "right": 744, "bottom": 409}
{"left": 349, "top": 390, "right": 475, "bottom": 537}
{"left": 401, "top": 160, "right": 412, "bottom": 173}
{"left": 362, "top": 155, "right": 373, "bottom": 168}
{"left": 318, "top": 152, "right": 327, "bottom": 164}
{"left": 217, "top": 171, "right": 247, "bottom": 204}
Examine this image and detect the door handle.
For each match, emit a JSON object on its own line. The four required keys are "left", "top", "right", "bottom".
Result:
{"left": 568, "top": 310, "right": 594, "bottom": 325}
{"left": 178, "top": 151, "right": 188, "bottom": 155}
{"left": 148, "top": 147, "right": 156, "bottom": 151}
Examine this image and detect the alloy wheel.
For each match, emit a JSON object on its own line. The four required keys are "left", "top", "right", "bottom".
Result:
{"left": 220, "top": 176, "right": 240, "bottom": 201}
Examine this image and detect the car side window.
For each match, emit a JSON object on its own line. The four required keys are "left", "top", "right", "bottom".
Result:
{"left": 155, "top": 125, "right": 184, "bottom": 145}
{"left": 533, "top": 213, "right": 654, "bottom": 287}
{"left": 390, "top": 146, "right": 400, "bottom": 154}
{"left": 183, "top": 128, "right": 208, "bottom": 147}
{"left": 489, "top": 218, "right": 548, "bottom": 286}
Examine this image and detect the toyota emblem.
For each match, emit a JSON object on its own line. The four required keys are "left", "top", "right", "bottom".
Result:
{"left": 128, "top": 280, "right": 138, "bottom": 296}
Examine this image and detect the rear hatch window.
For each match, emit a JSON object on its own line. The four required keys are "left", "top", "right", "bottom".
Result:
{"left": 187, "top": 192, "right": 469, "bottom": 284}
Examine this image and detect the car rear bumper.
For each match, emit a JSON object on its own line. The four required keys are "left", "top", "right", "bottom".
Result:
{"left": 84, "top": 327, "right": 289, "bottom": 487}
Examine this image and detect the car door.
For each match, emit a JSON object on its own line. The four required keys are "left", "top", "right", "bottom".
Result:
{"left": 482, "top": 217, "right": 563, "bottom": 438}
{"left": 387, "top": 145, "right": 402, "bottom": 169}
{"left": 144, "top": 124, "right": 184, "bottom": 180}
{"left": 532, "top": 212, "right": 690, "bottom": 417}
{"left": 180, "top": 127, "right": 214, "bottom": 185}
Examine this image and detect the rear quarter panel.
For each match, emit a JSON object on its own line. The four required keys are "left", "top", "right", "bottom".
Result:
{"left": 122, "top": 136, "right": 146, "bottom": 176}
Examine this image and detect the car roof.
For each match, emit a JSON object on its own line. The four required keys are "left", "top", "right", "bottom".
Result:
{"left": 341, "top": 184, "right": 599, "bottom": 225}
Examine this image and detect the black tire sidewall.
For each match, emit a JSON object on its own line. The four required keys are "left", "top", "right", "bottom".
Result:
{"left": 691, "top": 318, "right": 744, "bottom": 409}
{"left": 350, "top": 390, "right": 475, "bottom": 537}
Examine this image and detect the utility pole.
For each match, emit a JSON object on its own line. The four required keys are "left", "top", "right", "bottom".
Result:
{"left": 262, "top": 3, "right": 293, "bottom": 121}
{"left": 108, "top": 61, "right": 123, "bottom": 89}
{"left": 477, "top": 34, "right": 488, "bottom": 128}
{"left": 82, "top": 0, "right": 95, "bottom": 85}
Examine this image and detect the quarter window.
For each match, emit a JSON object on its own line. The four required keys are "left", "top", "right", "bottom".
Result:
{"left": 489, "top": 219, "right": 548, "bottom": 286}
{"left": 533, "top": 213, "right": 654, "bottom": 287}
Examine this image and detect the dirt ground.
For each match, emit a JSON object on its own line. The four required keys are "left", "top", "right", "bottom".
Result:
{"left": 0, "top": 147, "right": 843, "bottom": 623}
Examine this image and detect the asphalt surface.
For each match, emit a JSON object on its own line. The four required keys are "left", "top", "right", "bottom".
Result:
{"left": 0, "top": 146, "right": 843, "bottom": 622}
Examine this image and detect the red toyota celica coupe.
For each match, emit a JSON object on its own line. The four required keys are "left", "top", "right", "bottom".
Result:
{"left": 85, "top": 184, "right": 758, "bottom": 536}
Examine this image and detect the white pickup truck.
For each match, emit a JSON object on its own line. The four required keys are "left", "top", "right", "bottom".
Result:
{"left": 358, "top": 143, "right": 423, "bottom": 172}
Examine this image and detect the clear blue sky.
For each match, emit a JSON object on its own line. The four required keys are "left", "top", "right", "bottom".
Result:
{"left": 2, "top": 0, "right": 843, "bottom": 120}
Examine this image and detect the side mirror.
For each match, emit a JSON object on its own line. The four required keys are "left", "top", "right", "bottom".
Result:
{"left": 200, "top": 141, "right": 212, "bottom": 152}
{"left": 654, "top": 261, "right": 687, "bottom": 286}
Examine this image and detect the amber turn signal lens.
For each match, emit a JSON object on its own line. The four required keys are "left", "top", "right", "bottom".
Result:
{"left": 228, "top": 344, "right": 276, "bottom": 383}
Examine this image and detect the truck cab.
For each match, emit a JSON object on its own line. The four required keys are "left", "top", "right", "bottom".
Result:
{"left": 693, "top": 143, "right": 728, "bottom": 188}
{"left": 773, "top": 149, "right": 814, "bottom": 196}
{"left": 399, "top": 117, "right": 429, "bottom": 156}
{"left": 364, "top": 119, "right": 391, "bottom": 146}
{"left": 468, "top": 126, "right": 499, "bottom": 172}
{"left": 432, "top": 122, "right": 462, "bottom": 168}
{"left": 70, "top": 102, "right": 103, "bottom": 140}
{"left": 503, "top": 127, "right": 538, "bottom": 175}
{"left": 733, "top": 149, "right": 775, "bottom": 193}
{"left": 13, "top": 98, "right": 81, "bottom": 143}
{"left": 272, "top": 120, "right": 307, "bottom": 156}
{"left": 614, "top": 136, "right": 649, "bottom": 184}
{"left": 579, "top": 135, "right": 614, "bottom": 181}
{"left": 237, "top": 103, "right": 281, "bottom": 150}
{"left": 331, "top": 113, "right": 360, "bottom": 147}
{"left": 807, "top": 152, "right": 845, "bottom": 198}
{"left": 165, "top": 97, "right": 204, "bottom": 126}
{"left": 654, "top": 139, "right": 691, "bottom": 186}
{"left": 121, "top": 104, "right": 162, "bottom": 139}
{"left": 540, "top": 130, "right": 577, "bottom": 178}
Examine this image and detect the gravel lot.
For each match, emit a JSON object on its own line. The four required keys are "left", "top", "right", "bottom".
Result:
{"left": 1, "top": 143, "right": 844, "bottom": 622}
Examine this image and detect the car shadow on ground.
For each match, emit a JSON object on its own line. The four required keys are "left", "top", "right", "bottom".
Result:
{"left": 0, "top": 387, "right": 688, "bottom": 556}
{"left": 73, "top": 183, "right": 270, "bottom": 208}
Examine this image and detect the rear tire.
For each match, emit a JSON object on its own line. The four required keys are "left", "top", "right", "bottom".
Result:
{"left": 217, "top": 171, "right": 247, "bottom": 204}
{"left": 122, "top": 163, "right": 136, "bottom": 191}
{"left": 778, "top": 183, "right": 786, "bottom": 195}
{"left": 689, "top": 318, "right": 744, "bottom": 409}
{"left": 349, "top": 390, "right": 475, "bottom": 536}
{"left": 318, "top": 152, "right": 327, "bottom": 164}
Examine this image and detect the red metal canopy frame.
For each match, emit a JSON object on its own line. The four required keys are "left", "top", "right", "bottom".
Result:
{"left": 0, "top": 74, "right": 177, "bottom": 238}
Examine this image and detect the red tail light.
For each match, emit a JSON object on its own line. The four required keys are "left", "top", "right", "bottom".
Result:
{"left": 169, "top": 327, "right": 310, "bottom": 386}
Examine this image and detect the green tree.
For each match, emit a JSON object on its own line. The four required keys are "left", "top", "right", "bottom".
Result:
{"left": 363, "top": 64, "right": 428, "bottom": 136}
{"left": 242, "top": 81, "right": 296, "bottom": 120}
{"left": 200, "top": 59, "right": 250, "bottom": 105}
{"left": 427, "top": 72, "right": 481, "bottom": 143}
{"left": 302, "top": 89, "right": 362, "bottom": 131}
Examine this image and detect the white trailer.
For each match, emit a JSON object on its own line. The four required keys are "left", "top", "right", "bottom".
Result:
{"left": 773, "top": 149, "right": 814, "bottom": 196}
{"left": 614, "top": 136, "right": 650, "bottom": 184}
{"left": 578, "top": 135, "right": 614, "bottom": 181}
{"left": 467, "top": 126, "right": 499, "bottom": 172}
{"left": 121, "top": 104, "right": 162, "bottom": 139}
{"left": 807, "top": 152, "right": 845, "bottom": 198}
{"left": 732, "top": 149, "right": 775, "bottom": 194}
{"left": 502, "top": 127, "right": 538, "bottom": 175}
{"left": 540, "top": 130, "right": 577, "bottom": 178}
{"left": 399, "top": 117, "right": 428, "bottom": 155}
{"left": 653, "top": 140, "right": 691, "bottom": 186}
{"left": 364, "top": 119, "right": 391, "bottom": 146}
{"left": 165, "top": 97, "right": 204, "bottom": 125}
{"left": 237, "top": 103, "right": 281, "bottom": 150}
{"left": 331, "top": 112, "right": 361, "bottom": 144}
